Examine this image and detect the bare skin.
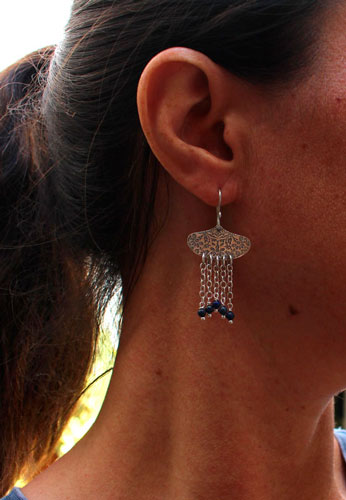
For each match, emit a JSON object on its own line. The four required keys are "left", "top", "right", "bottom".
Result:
{"left": 21, "top": 3, "right": 346, "bottom": 500}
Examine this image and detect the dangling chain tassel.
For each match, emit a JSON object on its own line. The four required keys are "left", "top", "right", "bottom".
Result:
{"left": 198, "top": 253, "right": 235, "bottom": 323}
{"left": 187, "top": 189, "right": 251, "bottom": 324}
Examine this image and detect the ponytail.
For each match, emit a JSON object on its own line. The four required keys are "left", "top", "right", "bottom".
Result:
{"left": 0, "top": 48, "right": 102, "bottom": 495}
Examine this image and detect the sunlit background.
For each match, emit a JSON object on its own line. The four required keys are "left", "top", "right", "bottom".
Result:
{"left": 0, "top": 0, "right": 120, "bottom": 486}
{"left": 0, "top": 0, "right": 73, "bottom": 71}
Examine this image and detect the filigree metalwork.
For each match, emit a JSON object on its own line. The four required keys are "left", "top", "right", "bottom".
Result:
{"left": 187, "top": 224, "right": 251, "bottom": 259}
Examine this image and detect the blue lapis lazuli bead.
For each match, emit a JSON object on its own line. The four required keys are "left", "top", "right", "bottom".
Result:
{"left": 198, "top": 308, "right": 207, "bottom": 318}
{"left": 206, "top": 305, "right": 214, "bottom": 315}
{"left": 212, "top": 300, "right": 221, "bottom": 309}
{"left": 218, "top": 305, "right": 228, "bottom": 316}
{"left": 226, "top": 311, "right": 235, "bottom": 321}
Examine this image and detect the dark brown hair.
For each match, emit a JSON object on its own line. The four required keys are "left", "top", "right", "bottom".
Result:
{"left": 0, "top": 0, "right": 327, "bottom": 494}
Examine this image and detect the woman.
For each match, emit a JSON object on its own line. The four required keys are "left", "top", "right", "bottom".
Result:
{"left": 1, "top": 0, "right": 346, "bottom": 498}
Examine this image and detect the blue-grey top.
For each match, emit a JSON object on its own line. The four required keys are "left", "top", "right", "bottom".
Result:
{"left": 0, "top": 487, "right": 27, "bottom": 500}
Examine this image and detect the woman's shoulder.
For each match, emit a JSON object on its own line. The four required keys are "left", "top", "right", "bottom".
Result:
{"left": 0, "top": 487, "right": 28, "bottom": 500}
{"left": 1, "top": 430, "right": 344, "bottom": 500}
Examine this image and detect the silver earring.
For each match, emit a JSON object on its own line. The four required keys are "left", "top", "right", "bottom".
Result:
{"left": 187, "top": 189, "right": 251, "bottom": 323}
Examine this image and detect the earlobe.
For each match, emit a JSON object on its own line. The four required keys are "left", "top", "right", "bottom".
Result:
{"left": 136, "top": 47, "right": 244, "bottom": 207}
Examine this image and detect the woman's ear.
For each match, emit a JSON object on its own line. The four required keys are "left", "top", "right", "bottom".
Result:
{"left": 136, "top": 47, "right": 250, "bottom": 207}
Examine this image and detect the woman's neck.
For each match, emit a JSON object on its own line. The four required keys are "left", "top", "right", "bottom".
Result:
{"left": 21, "top": 192, "right": 346, "bottom": 500}
{"left": 81, "top": 311, "right": 339, "bottom": 500}
{"left": 21, "top": 250, "right": 345, "bottom": 500}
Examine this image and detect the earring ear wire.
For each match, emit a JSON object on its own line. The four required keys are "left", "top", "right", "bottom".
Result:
{"left": 187, "top": 189, "right": 251, "bottom": 324}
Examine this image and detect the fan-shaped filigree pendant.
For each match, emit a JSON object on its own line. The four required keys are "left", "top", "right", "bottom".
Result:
{"left": 187, "top": 191, "right": 251, "bottom": 324}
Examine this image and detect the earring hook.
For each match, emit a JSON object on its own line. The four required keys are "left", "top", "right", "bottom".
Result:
{"left": 216, "top": 189, "right": 222, "bottom": 227}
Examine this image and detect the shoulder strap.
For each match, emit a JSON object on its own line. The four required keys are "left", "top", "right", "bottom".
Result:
{"left": 0, "top": 487, "right": 28, "bottom": 500}
{"left": 334, "top": 428, "right": 346, "bottom": 463}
